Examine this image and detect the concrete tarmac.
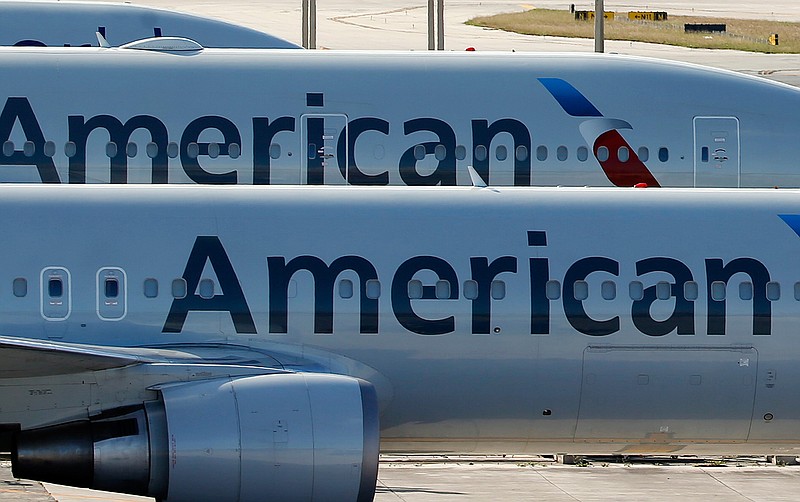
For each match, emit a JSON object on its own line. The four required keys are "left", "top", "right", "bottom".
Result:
{"left": 6, "top": 1, "right": 800, "bottom": 501}
{"left": 72, "top": 0, "right": 800, "bottom": 85}
{"left": 6, "top": 456, "right": 800, "bottom": 501}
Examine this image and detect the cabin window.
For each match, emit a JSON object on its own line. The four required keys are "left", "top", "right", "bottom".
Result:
{"left": 199, "top": 279, "right": 215, "bottom": 299}
{"left": 105, "top": 278, "right": 119, "bottom": 298}
{"left": 491, "top": 280, "right": 506, "bottom": 300}
{"left": 596, "top": 146, "right": 609, "bottom": 162}
{"left": 573, "top": 280, "right": 588, "bottom": 301}
{"left": 105, "top": 142, "right": 117, "bottom": 158}
{"left": 474, "top": 145, "right": 487, "bottom": 162}
{"left": 601, "top": 280, "right": 616, "bottom": 300}
{"left": 2, "top": 141, "right": 13, "bottom": 157}
{"left": 146, "top": 142, "right": 159, "bottom": 158}
{"left": 44, "top": 141, "right": 56, "bottom": 158}
{"left": 144, "top": 278, "right": 159, "bottom": 298}
{"left": 794, "top": 282, "right": 800, "bottom": 300}
{"left": 339, "top": 279, "right": 354, "bottom": 299}
{"left": 463, "top": 280, "right": 478, "bottom": 300}
{"left": 435, "top": 280, "right": 451, "bottom": 299}
{"left": 65, "top": 141, "right": 77, "bottom": 158}
{"left": 126, "top": 142, "right": 137, "bottom": 158}
{"left": 515, "top": 145, "right": 528, "bottom": 162}
{"left": 435, "top": 144, "right": 447, "bottom": 161}
{"left": 186, "top": 142, "right": 199, "bottom": 159}
{"left": 710, "top": 281, "right": 726, "bottom": 301}
{"left": 49, "top": 278, "right": 63, "bottom": 298}
{"left": 685, "top": 281, "right": 699, "bottom": 300}
{"left": 455, "top": 145, "right": 467, "bottom": 160}
{"left": 366, "top": 279, "right": 381, "bottom": 299}
{"left": 577, "top": 146, "right": 589, "bottom": 162}
{"left": 658, "top": 147, "right": 669, "bottom": 162}
{"left": 167, "top": 142, "right": 179, "bottom": 158}
{"left": 767, "top": 281, "right": 781, "bottom": 301}
{"left": 171, "top": 278, "right": 187, "bottom": 299}
{"left": 23, "top": 141, "right": 35, "bottom": 157}
{"left": 269, "top": 143, "right": 281, "bottom": 159}
{"left": 413, "top": 144, "right": 426, "bottom": 161}
{"left": 408, "top": 279, "right": 423, "bottom": 299}
{"left": 207, "top": 142, "right": 220, "bottom": 159}
{"left": 287, "top": 280, "right": 298, "bottom": 299}
{"left": 546, "top": 280, "right": 561, "bottom": 300}
{"left": 495, "top": 145, "right": 507, "bottom": 161}
{"left": 629, "top": 281, "right": 644, "bottom": 301}
{"left": 557, "top": 146, "right": 568, "bottom": 161}
{"left": 656, "top": 281, "right": 671, "bottom": 300}
{"left": 739, "top": 282, "right": 753, "bottom": 301}
{"left": 12, "top": 278, "right": 27, "bottom": 298}
{"left": 536, "top": 145, "right": 548, "bottom": 161}
{"left": 229, "top": 143, "right": 241, "bottom": 159}
{"left": 618, "top": 146, "right": 629, "bottom": 163}
{"left": 638, "top": 147, "right": 649, "bottom": 162}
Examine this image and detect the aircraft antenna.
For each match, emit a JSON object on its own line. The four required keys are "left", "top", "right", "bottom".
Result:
{"left": 467, "top": 166, "right": 488, "bottom": 188}
{"left": 96, "top": 31, "right": 110, "bottom": 48}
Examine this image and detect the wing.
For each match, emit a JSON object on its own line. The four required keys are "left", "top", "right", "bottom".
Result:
{"left": 0, "top": 335, "right": 148, "bottom": 378}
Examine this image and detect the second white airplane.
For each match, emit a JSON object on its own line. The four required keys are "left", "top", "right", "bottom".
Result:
{"left": 0, "top": 45, "right": 798, "bottom": 187}
{"left": 0, "top": 184, "right": 800, "bottom": 500}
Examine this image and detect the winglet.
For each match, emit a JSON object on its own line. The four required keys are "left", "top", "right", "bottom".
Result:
{"left": 467, "top": 165, "right": 488, "bottom": 188}
{"left": 96, "top": 31, "right": 110, "bottom": 48}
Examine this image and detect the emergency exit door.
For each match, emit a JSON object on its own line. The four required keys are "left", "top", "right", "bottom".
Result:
{"left": 301, "top": 114, "right": 348, "bottom": 185}
{"left": 694, "top": 116, "right": 740, "bottom": 187}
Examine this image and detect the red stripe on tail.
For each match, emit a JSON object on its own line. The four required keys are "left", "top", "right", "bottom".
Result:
{"left": 594, "top": 130, "right": 660, "bottom": 187}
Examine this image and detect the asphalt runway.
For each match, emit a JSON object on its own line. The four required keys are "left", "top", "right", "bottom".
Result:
{"left": 5, "top": 1, "right": 800, "bottom": 500}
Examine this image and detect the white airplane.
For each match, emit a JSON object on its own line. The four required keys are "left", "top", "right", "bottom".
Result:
{"left": 0, "top": 1, "right": 299, "bottom": 48}
{"left": 2, "top": 183, "right": 800, "bottom": 501}
{"left": 0, "top": 45, "right": 798, "bottom": 187}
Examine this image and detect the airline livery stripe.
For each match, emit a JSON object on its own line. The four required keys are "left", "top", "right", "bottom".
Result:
{"left": 779, "top": 214, "right": 800, "bottom": 238}
{"left": 538, "top": 78, "right": 603, "bottom": 117}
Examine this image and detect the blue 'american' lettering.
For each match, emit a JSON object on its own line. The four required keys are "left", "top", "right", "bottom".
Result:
{"left": 164, "top": 233, "right": 773, "bottom": 337}
{"left": 0, "top": 96, "right": 533, "bottom": 185}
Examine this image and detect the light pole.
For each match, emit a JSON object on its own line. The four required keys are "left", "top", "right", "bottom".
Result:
{"left": 594, "top": 0, "right": 604, "bottom": 53}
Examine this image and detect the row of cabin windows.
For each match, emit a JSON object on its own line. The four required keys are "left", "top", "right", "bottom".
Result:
{"left": 31, "top": 276, "right": 508, "bottom": 302}
{"left": 545, "top": 280, "right": 783, "bottom": 302}
{"left": 26, "top": 276, "right": 789, "bottom": 303}
{"left": 292, "top": 143, "right": 671, "bottom": 164}
{"left": 3, "top": 140, "right": 671, "bottom": 165}
{"left": 2, "top": 141, "right": 242, "bottom": 160}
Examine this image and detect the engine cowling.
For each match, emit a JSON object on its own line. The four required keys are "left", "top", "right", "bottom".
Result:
{"left": 12, "top": 372, "right": 379, "bottom": 502}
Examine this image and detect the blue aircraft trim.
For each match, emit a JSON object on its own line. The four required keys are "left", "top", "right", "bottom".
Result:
{"left": 538, "top": 78, "right": 603, "bottom": 117}
{"left": 779, "top": 214, "right": 800, "bottom": 238}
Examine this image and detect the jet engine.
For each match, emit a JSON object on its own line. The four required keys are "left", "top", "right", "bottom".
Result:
{"left": 12, "top": 372, "right": 379, "bottom": 502}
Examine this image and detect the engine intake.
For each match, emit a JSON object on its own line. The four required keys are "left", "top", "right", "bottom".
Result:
{"left": 13, "top": 372, "right": 379, "bottom": 501}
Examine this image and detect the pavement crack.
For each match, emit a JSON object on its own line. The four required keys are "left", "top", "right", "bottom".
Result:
{"left": 700, "top": 467, "right": 756, "bottom": 501}
{"left": 533, "top": 470, "right": 582, "bottom": 501}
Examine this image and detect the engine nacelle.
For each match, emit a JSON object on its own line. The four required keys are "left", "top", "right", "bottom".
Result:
{"left": 13, "top": 372, "right": 379, "bottom": 501}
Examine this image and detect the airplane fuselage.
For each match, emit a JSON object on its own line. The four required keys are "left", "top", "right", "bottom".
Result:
{"left": 1, "top": 49, "right": 800, "bottom": 188}
{"left": 1, "top": 184, "right": 800, "bottom": 456}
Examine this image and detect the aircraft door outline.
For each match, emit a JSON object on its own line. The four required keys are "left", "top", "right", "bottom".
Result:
{"left": 97, "top": 267, "right": 127, "bottom": 321}
{"left": 301, "top": 114, "right": 348, "bottom": 185}
{"left": 576, "top": 345, "right": 757, "bottom": 442}
{"left": 40, "top": 267, "right": 71, "bottom": 321}
{"left": 693, "top": 116, "right": 740, "bottom": 187}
